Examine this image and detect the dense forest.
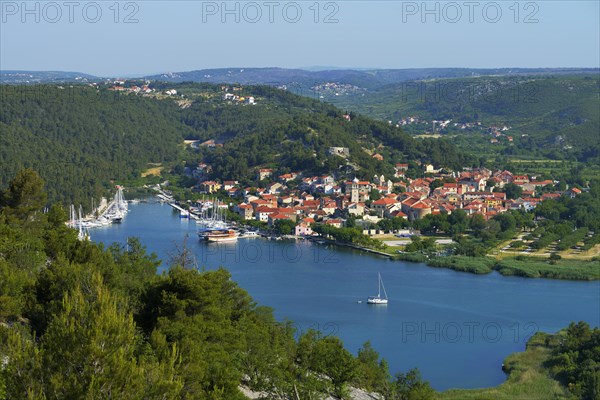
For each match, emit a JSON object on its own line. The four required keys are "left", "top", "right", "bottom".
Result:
{"left": 0, "top": 169, "right": 439, "bottom": 400}
{"left": 0, "top": 83, "right": 468, "bottom": 208}
{"left": 0, "top": 85, "right": 188, "bottom": 207}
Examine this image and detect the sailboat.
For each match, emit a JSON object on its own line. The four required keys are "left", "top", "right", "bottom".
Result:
{"left": 367, "top": 272, "right": 388, "bottom": 304}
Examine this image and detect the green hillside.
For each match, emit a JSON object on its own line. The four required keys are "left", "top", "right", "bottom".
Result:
{"left": 0, "top": 85, "right": 189, "bottom": 207}
{"left": 326, "top": 75, "right": 600, "bottom": 162}
{"left": 0, "top": 83, "right": 467, "bottom": 206}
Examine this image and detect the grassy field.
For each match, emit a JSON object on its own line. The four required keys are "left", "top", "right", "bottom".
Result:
{"left": 561, "top": 244, "right": 600, "bottom": 259}
{"left": 385, "top": 244, "right": 599, "bottom": 280}
{"left": 141, "top": 164, "right": 164, "bottom": 177}
{"left": 438, "top": 333, "right": 574, "bottom": 400}
{"left": 375, "top": 231, "right": 599, "bottom": 279}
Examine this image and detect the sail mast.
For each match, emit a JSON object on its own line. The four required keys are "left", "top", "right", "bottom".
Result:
{"left": 380, "top": 274, "right": 388, "bottom": 300}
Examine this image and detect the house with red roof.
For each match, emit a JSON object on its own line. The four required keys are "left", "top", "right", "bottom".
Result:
{"left": 372, "top": 197, "right": 401, "bottom": 218}
{"left": 257, "top": 168, "right": 273, "bottom": 181}
{"left": 235, "top": 203, "right": 254, "bottom": 220}
{"left": 295, "top": 221, "right": 314, "bottom": 236}
{"left": 565, "top": 187, "right": 582, "bottom": 198}
{"left": 255, "top": 206, "right": 277, "bottom": 222}
{"left": 541, "top": 193, "right": 562, "bottom": 201}
{"left": 346, "top": 202, "right": 366, "bottom": 216}
{"left": 324, "top": 219, "right": 344, "bottom": 228}
{"left": 222, "top": 181, "right": 238, "bottom": 190}
{"left": 278, "top": 172, "right": 298, "bottom": 183}
{"left": 389, "top": 210, "right": 408, "bottom": 219}
{"left": 268, "top": 213, "right": 295, "bottom": 227}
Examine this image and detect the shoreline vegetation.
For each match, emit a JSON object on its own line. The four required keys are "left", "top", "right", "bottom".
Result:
{"left": 438, "top": 322, "right": 600, "bottom": 400}
{"left": 312, "top": 238, "right": 600, "bottom": 281}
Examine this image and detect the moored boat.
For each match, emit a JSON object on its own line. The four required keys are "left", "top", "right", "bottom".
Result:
{"left": 205, "top": 229, "right": 238, "bottom": 243}
{"left": 238, "top": 231, "right": 259, "bottom": 238}
{"left": 367, "top": 272, "right": 389, "bottom": 305}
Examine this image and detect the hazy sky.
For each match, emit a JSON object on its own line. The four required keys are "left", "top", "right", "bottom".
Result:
{"left": 1, "top": 1, "right": 599, "bottom": 76}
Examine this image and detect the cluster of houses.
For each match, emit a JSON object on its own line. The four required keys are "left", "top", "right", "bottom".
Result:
{"left": 394, "top": 118, "right": 514, "bottom": 143}
{"left": 223, "top": 93, "right": 255, "bottom": 104}
{"left": 221, "top": 85, "right": 256, "bottom": 104}
{"left": 107, "top": 80, "right": 182, "bottom": 97}
{"left": 108, "top": 83, "right": 155, "bottom": 94}
{"left": 192, "top": 164, "right": 582, "bottom": 237}
{"left": 309, "top": 82, "right": 366, "bottom": 97}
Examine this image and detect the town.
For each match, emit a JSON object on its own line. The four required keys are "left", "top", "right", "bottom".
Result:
{"left": 185, "top": 162, "right": 582, "bottom": 239}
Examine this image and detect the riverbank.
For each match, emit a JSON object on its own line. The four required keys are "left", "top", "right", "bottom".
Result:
{"left": 316, "top": 240, "right": 600, "bottom": 281}
{"left": 309, "top": 237, "right": 395, "bottom": 259}
{"left": 414, "top": 254, "right": 600, "bottom": 281}
{"left": 438, "top": 336, "right": 572, "bottom": 399}
{"left": 438, "top": 326, "right": 593, "bottom": 400}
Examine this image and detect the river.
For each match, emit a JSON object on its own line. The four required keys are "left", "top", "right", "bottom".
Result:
{"left": 91, "top": 201, "right": 600, "bottom": 391}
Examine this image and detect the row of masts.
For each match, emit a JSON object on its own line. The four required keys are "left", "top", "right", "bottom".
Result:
{"left": 67, "top": 186, "right": 129, "bottom": 239}
{"left": 69, "top": 204, "right": 90, "bottom": 241}
{"left": 192, "top": 197, "right": 228, "bottom": 229}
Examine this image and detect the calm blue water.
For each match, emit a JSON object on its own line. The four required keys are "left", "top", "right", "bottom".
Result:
{"left": 92, "top": 202, "right": 600, "bottom": 391}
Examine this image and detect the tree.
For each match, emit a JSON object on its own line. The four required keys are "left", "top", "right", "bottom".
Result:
{"left": 369, "top": 189, "right": 382, "bottom": 201}
{"left": 4, "top": 274, "right": 182, "bottom": 399}
{"left": 546, "top": 322, "right": 600, "bottom": 400}
{"left": 448, "top": 209, "right": 468, "bottom": 236}
{"left": 469, "top": 214, "right": 487, "bottom": 236}
{"left": 429, "top": 179, "right": 444, "bottom": 193}
{"left": 1, "top": 169, "right": 47, "bottom": 222}
{"left": 503, "top": 183, "right": 523, "bottom": 200}
{"left": 298, "top": 331, "right": 356, "bottom": 399}
{"left": 405, "top": 236, "right": 435, "bottom": 253}
{"left": 354, "top": 342, "right": 391, "bottom": 393}
{"left": 274, "top": 219, "right": 296, "bottom": 235}
{"left": 391, "top": 368, "right": 435, "bottom": 400}
{"left": 549, "top": 252, "right": 562, "bottom": 261}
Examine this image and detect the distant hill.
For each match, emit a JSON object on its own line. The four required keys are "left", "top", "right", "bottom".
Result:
{"left": 3, "top": 66, "right": 596, "bottom": 87}
{"left": 145, "top": 67, "right": 598, "bottom": 89}
{"left": 0, "top": 70, "right": 99, "bottom": 84}
{"left": 3, "top": 67, "right": 597, "bottom": 166}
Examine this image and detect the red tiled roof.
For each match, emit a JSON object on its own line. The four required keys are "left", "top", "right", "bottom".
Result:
{"left": 372, "top": 198, "right": 398, "bottom": 205}
{"left": 270, "top": 214, "right": 290, "bottom": 220}
{"left": 255, "top": 206, "right": 277, "bottom": 213}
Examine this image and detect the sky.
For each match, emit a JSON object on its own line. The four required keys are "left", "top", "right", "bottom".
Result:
{"left": 1, "top": 1, "right": 599, "bottom": 76}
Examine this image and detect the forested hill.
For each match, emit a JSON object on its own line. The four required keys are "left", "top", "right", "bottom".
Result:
{"left": 0, "top": 85, "right": 188, "bottom": 207}
{"left": 0, "top": 82, "right": 468, "bottom": 206}
{"left": 325, "top": 74, "right": 600, "bottom": 162}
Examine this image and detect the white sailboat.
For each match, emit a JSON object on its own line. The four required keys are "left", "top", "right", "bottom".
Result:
{"left": 367, "top": 272, "right": 388, "bottom": 305}
{"left": 77, "top": 206, "right": 90, "bottom": 241}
